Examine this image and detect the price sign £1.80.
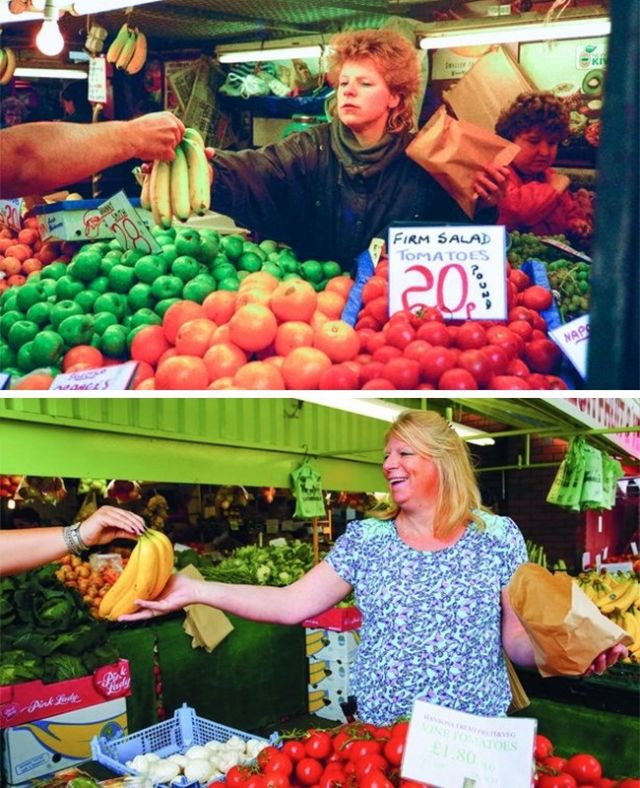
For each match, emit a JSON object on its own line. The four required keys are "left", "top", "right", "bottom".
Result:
{"left": 97, "top": 190, "right": 161, "bottom": 254}
{"left": 387, "top": 225, "right": 507, "bottom": 321}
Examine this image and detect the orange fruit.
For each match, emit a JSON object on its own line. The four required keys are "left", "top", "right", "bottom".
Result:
{"left": 316, "top": 290, "right": 346, "bottom": 320}
{"left": 155, "top": 355, "right": 209, "bottom": 390}
{"left": 313, "top": 320, "right": 360, "bottom": 363}
{"left": 232, "top": 361, "right": 285, "bottom": 390}
{"left": 130, "top": 360, "right": 155, "bottom": 387}
{"left": 13, "top": 372, "right": 54, "bottom": 390}
{"left": 270, "top": 280, "right": 317, "bottom": 323}
{"left": 238, "top": 271, "right": 279, "bottom": 292}
{"left": 131, "top": 325, "right": 172, "bottom": 366}
{"left": 228, "top": 303, "right": 278, "bottom": 353}
{"left": 202, "top": 290, "right": 237, "bottom": 325}
{"left": 62, "top": 345, "right": 104, "bottom": 372}
{"left": 208, "top": 376, "right": 236, "bottom": 390}
{"left": 162, "top": 300, "right": 206, "bottom": 344}
{"left": 18, "top": 228, "right": 39, "bottom": 247}
{"left": 135, "top": 377, "right": 156, "bottom": 390}
{"left": 235, "top": 287, "right": 272, "bottom": 309}
{"left": 175, "top": 318, "right": 217, "bottom": 357}
{"left": 324, "top": 275, "right": 353, "bottom": 299}
{"left": 274, "top": 321, "right": 314, "bottom": 357}
{"left": 203, "top": 342, "right": 247, "bottom": 382}
{"left": 281, "top": 347, "right": 332, "bottom": 389}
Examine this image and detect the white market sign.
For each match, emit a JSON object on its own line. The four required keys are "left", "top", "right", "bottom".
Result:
{"left": 388, "top": 225, "right": 507, "bottom": 320}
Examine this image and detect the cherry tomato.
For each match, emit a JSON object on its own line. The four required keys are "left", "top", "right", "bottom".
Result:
{"left": 305, "top": 731, "right": 333, "bottom": 760}
{"left": 261, "top": 752, "right": 293, "bottom": 778}
{"left": 263, "top": 774, "right": 291, "bottom": 788}
{"left": 354, "top": 754, "right": 389, "bottom": 779}
{"left": 358, "top": 769, "right": 394, "bottom": 788}
{"left": 349, "top": 740, "right": 383, "bottom": 763}
{"left": 456, "top": 321, "right": 487, "bottom": 350}
{"left": 227, "top": 766, "right": 253, "bottom": 788}
{"left": 564, "top": 754, "right": 602, "bottom": 783}
{"left": 383, "top": 736, "right": 405, "bottom": 767}
{"left": 372, "top": 726, "right": 392, "bottom": 741}
{"left": 245, "top": 776, "right": 265, "bottom": 788}
{"left": 295, "top": 758, "right": 324, "bottom": 786}
{"left": 390, "top": 720, "right": 409, "bottom": 740}
{"left": 614, "top": 781, "right": 640, "bottom": 788}
{"left": 534, "top": 734, "right": 554, "bottom": 761}
{"left": 318, "top": 767, "right": 348, "bottom": 788}
{"left": 537, "top": 774, "right": 577, "bottom": 788}
{"left": 541, "top": 756, "right": 568, "bottom": 773}
{"left": 282, "top": 740, "right": 307, "bottom": 763}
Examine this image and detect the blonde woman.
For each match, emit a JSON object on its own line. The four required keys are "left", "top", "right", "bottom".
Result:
{"left": 123, "top": 410, "right": 625, "bottom": 724}
{"left": 210, "top": 29, "right": 506, "bottom": 272}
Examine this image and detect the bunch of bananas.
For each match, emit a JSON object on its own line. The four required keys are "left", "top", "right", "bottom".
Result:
{"left": 574, "top": 570, "right": 640, "bottom": 662}
{"left": 0, "top": 47, "right": 17, "bottom": 86}
{"left": 98, "top": 529, "right": 174, "bottom": 621}
{"left": 141, "top": 127, "right": 211, "bottom": 229}
{"left": 106, "top": 23, "right": 147, "bottom": 75}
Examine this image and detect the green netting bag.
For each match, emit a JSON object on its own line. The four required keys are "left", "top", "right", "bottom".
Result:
{"left": 602, "top": 453, "right": 624, "bottom": 509}
{"left": 580, "top": 443, "right": 605, "bottom": 510}
{"left": 546, "top": 436, "right": 586, "bottom": 510}
{"left": 290, "top": 459, "right": 326, "bottom": 519}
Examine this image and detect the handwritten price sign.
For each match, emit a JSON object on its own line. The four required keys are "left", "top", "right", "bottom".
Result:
{"left": 97, "top": 191, "right": 161, "bottom": 254}
{"left": 549, "top": 313, "right": 589, "bottom": 379}
{"left": 0, "top": 199, "right": 23, "bottom": 233}
{"left": 50, "top": 361, "right": 138, "bottom": 391}
{"left": 388, "top": 225, "right": 507, "bottom": 320}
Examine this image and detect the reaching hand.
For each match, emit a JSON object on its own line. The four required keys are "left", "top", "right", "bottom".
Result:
{"left": 79, "top": 506, "right": 146, "bottom": 548}
{"left": 583, "top": 642, "right": 628, "bottom": 676}
{"left": 127, "top": 111, "right": 185, "bottom": 162}
{"left": 473, "top": 163, "right": 510, "bottom": 206}
{"left": 117, "top": 573, "right": 202, "bottom": 621}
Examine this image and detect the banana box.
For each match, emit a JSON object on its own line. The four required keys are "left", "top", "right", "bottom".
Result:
{"left": 307, "top": 687, "right": 349, "bottom": 722}
{"left": 305, "top": 628, "right": 361, "bottom": 663}
{"left": 307, "top": 659, "right": 351, "bottom": 693}
{"left": 0, "top": 660, "right": 131, "bottom": 729}
{"left": 2, "top": 696, "right": 127, "bottom": 785}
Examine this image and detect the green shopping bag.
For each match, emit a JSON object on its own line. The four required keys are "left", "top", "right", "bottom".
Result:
{"left": 290, "top": 458, "right": 326, "bottom": 519}
{"left": 546, "top": 437, "right": 586, "bottom": 510}
{"left": 602, "top": 454, "right": 624, "bottom": 510}
{"left": 580, "top": 443, "right": 605, "bottom": 510}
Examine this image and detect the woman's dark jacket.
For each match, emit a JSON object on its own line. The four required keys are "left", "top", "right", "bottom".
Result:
{"left": 212, "top": 122, "right": 495, "bottom": 271}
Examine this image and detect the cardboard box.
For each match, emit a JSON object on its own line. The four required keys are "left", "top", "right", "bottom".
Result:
{"left": 0, "top": 660, "right": 131, "bottom": 729}
{"left": 2, "top": 697, "right": 128, "bottom": 784}
{"left": 307, "top": 686, "right": 350, "bottom": 722}
{"left": 305, "top": 628, "right": 360, "bottom": 663}
{"left": 302, "top": 606, "right": 362, "bottom": 632}
{"left": 308, "top": 659, "right": 351, "bottom": 693}
{"left": 32, "top": 199, "right": 152, "bottom": 243}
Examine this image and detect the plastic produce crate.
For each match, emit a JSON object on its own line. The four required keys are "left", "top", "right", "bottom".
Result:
{"left": 92, "top": 703, "right": 272, "bottom": 783}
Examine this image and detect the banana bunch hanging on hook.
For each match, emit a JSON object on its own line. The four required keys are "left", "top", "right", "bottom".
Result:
{"left": 106, "top": 23, "right": 147, "bottom": 75}
{"left": 0, "top": 48, "right": 17, "bottom": 86}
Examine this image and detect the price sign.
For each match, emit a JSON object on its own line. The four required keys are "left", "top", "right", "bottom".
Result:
{"left": 50, "top": 361, "right": 138, "bottom": 391}
{"left": 88, "top": 56, "right": 107, "bottom": 104}
{"left": 97, "top": 191, "right": 161, "bottom": 254}
{"left": 549, "top": 314, "right": 590, "bottom": 379}
{"left": 388, "top": 225, "right": 507, "bottom": 320}
{"left": 0, "top": 199, "right": 23, "bottom": 232}
{"left": 402, "top": 699, "right": 537, "bottom": 788}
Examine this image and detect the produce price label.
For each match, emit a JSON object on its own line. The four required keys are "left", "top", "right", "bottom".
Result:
{"left": 402, "top": 699, "right": 537, "bottom": 788}
{"left": 50, "top": 361, "right": 138, "bottom": 391}
{"left": 0, "top": 199, "right": 23, "bottom": 233}
{"left": 88, "top": 55, "right": 107, "bottom": 104}
{"left": 549, "top": 314, "right": 590, "bottom": 379}
{"left": 97, "top": 191, "right": 161, "bottom": 254}
{"left": 388, "top": 225, "right": 507, "bottom": 320}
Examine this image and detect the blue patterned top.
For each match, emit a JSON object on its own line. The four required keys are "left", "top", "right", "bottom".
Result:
{"left": 325, "top": 511, "right": 528, "bottom": 725}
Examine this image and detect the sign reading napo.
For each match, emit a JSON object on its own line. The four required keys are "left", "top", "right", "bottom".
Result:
{"left": 388, "top": 225, "right": 507, "bottom": 321}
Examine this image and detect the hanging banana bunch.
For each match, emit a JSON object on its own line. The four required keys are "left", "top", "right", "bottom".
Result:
{"left": 0, "top": 47, "right": 17, "bottom": 86}
{"left": 106, "top": 23, "right": 147, "bottom": 75}
{"left": 145, "top": 127, "right": 211, "bottom": 229}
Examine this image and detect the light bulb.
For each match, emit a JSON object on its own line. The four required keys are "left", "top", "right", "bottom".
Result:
{"left": 36, "top": 18, "right": 64, "bottom": 56}
{"left": 31, "top": 0, "right": 47, "bottom": 9}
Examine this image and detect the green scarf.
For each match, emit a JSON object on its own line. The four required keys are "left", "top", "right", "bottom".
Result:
{"left": 330, "top": 119, "right": 409, "bottom": 179}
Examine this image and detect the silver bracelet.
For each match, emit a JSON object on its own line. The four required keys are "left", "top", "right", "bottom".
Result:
{"left": 62, "top": 523, "right": 89, "bottom": 555}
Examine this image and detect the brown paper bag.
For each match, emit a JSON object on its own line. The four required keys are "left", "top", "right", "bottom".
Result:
{"left": 508, "top": 563, "right": 632, "bottom": 677}
{"left": 179, "top": 565, "right": 234, "bottom": 652}
{"left": 406, "top": 105, "right": 520, "bottom": 217}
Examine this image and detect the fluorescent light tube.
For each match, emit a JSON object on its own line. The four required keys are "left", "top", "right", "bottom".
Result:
{"left": 296, "top": 396, "right": 495, "bottom": 445}
{"left": 14, "top": 66, "right": 87, "bottom": 79}
{"left": 71, "top": 0, "right": 159, "bottom": 13}
{"left": 218, "top": 45, "right": 324, "bottom": 64}
{"left": 419, "top": 17, "right": 610, "bottom": 50}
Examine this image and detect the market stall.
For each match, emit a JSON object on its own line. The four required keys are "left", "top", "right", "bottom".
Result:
{"left": 1, "top": 396, "right": 639, "bottom": 786}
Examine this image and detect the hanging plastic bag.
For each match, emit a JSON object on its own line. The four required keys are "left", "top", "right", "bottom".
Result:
{"left": 76, "top": 490, "right": 98, "bottom": 522}
{"left": 602, "top": 454, "right": 624, "bottom": 509}
{"left": 580, "top": 443, "right": 605, "bottom": 510}
{"left": 291, "top": 458, "right": 326, "bottom": 519}
{"left": 546, "top": 437, "right": 586, "bottom": 510}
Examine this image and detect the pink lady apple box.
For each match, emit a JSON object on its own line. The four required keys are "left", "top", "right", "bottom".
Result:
{"left": 0, "top": 659, "right": 131, "bottom": 729}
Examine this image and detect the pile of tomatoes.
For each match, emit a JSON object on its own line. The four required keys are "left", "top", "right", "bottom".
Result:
{"left": 533, "top": 734, "right": 639, "bottom": 788}
{"left": 219, "top": 720, "right": 416, "bottom": 788}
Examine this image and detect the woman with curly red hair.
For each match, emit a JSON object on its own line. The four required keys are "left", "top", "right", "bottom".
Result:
{"left": 210, "top": 28, "right": 505, "bottom": 272}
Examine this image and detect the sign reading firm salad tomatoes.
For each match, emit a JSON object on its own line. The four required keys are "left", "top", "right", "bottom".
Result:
{"left": 387, "top": 224, "right": 507, "bottom": 321}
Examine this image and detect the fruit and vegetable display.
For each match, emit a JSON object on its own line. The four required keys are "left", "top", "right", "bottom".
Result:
{"left": 0, "top": 564, "right": 119, "bottom": 685}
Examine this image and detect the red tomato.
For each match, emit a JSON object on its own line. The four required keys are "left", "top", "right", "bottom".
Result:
{"left": 295, "top": 758, "right": 324, "bottom": 786}
{"left": 438, "top": 367, "right": 478, "bottom": 390}
{"left": 318, "top": 768, "right": 348, "bottom": 788}
{"left": 541, "top": 756, "right": 568, "bottom": 773}
{"left": 358, "top": 769, "right": 394, "bottom": 788}
{"left": 534, "top": 735, "right": 554, "bottom": 761}
{"left": 261, "top": 752, "right": 293, "bottom": 778}
{"left": 563, "top": 754, "right": 602, "bottom": 783}
{"left": 458, "top": 349, "right": 493, "bottom": 386}
{"left": 227, "top": 766, "right": 253, "bottom": 788}
{"left": 348, "top": 740, "right": 382, "bottom": 762}
{"left": 456, "top": 321, "right": 487, "bottom": 349}
{"left": 372, "top": 345, "right": 403, "bottom": 364}
{"left": 537, "top": 774, "right": 578, "bottom": 788}
{"left": 527, "top": 373, "right": 552, "bottom": 390}
{"left": 508, "top": 319, "right": 534, "bottom": 341}
{"left": 419, "top": 346, "right": 456, "bottom": 383}
{"left": 354, "top": 753, "right": 389, "bottom": 779}
{"left": 522, "top": 285, "right": 553, "bottom": 311}
{"left": 488, "top": 374, "right": 533, "bottom": 389}
{"left": 385, "top": 321, "right": 416, "bottom": 350}
{"left": 332, "top": 730, "right": 352, "bottom": 755}
{"left": 588, "top": 780, "right": 616, "bottom": 788}
{"left": 245, "top": 776, "right": 266, "bottom": 788}
{"left": 613, "top": 781, "right": 640, "bottom": 788}
{"left": 416, "top": 321, "right": 450, "bottom": 346}
{"left": 403, "top": 339, "right": 432, "bottom": 361}
{"left": 480, "top": 343, "right": 510, "bottom": 374}
{"left": 383, "top": 736, "right": 405, "bottom": 767}
{"left": 390, "top": 720, "right": 409, "bottom": 740}
{"left": 262, "top": 775, "right": 291, "bottom": 788}
{"left": 282, "top": 740, "right": 307, "bottom": 763}
{"left": 485, "top": 325, "right": 523, "bottom": 359}
{"left": 509, "top": 268, "right": 531, "bottom": 291}
{"left": 524, "top": 338, "right": 561, "bottom": 373}
{"left": 372, "top": 726, "right": 392, "bottom": 741}
{"left": 383, "top": 357, "right": 421, "bottom": 389}
{"left": 505, "top": 357, "right": 530, "bottom": 377}
{"left": 305, "top": 732, "right": 333, "bottom": 760}
{"left": 359, "top": 361, "right": 386, "bottom": 384}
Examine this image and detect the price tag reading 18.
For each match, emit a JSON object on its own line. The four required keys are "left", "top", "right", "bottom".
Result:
{"left": 97, "top": 190, "right": 161, "bottom": 254}
{"left": 387, "top": 225, "right": 507, "bottom": 321}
